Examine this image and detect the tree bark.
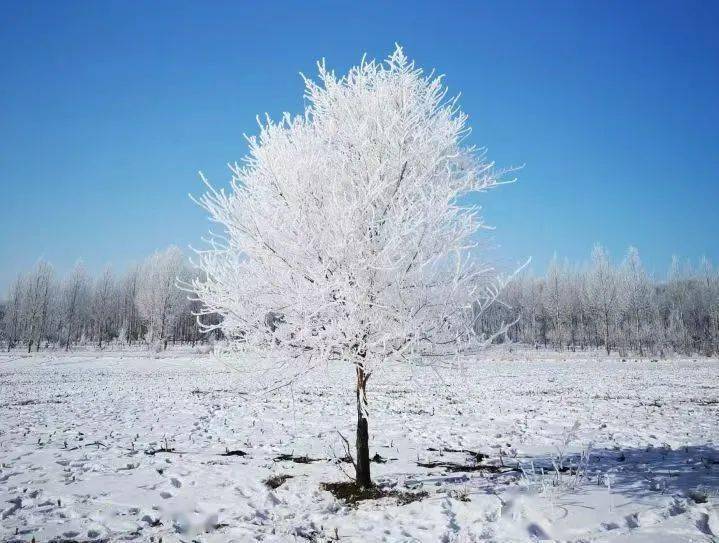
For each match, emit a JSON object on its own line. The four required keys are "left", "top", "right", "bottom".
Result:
{"left": 355, "top": 366, "right": 371, "bottom": 488}
{"left": 635, "top": 313, "right": 643, "bottom": 356}
{"left": 604, "top": 310, "right": 611, "bottom": 355}
{"left": 66, "top": 322, "right": 73, "bottom": 351}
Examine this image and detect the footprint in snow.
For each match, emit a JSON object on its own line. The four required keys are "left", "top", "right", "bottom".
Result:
{"left": 636, "top": 509, "right": 663, "bottom": 526}
{"left": 695, "top": 510, "right": 719, "bottom": 536}
{"left": 170, "top": 477, "right": 182, "bottom": 488}
{"left": 2, "top": 497, "right": 23, "bottom": 519}
{"left": 141, "top": 513, "right": 162, "bottom": 526}
{"left": 441, "top": 498, "right": 460, "bottom": 536}
{"left": 527, "top": 523, "right": 551, "bottom": 540}
{"left": 160, "top": 490, "right": 173, "bottom": 499}
{"left": 667, "top": 499, "right": 686, "bottom": 517}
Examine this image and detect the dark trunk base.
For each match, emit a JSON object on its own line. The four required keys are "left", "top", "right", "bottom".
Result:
{"left": 356, "top": 412, "right": 371, "bottom": 487}
{"left": 355, "top": 364, "right": 371, "bottom": 487}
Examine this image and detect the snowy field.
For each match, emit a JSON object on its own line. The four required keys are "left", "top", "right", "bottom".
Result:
{"left": 1, "top": 348, "right": 718, "bottom": 542}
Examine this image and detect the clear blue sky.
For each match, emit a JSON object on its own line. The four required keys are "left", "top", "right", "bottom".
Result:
{"left": 1, "top": 0, "right": 718, "bottom": 290}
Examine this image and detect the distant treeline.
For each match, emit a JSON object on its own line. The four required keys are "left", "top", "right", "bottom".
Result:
{"left": 3, "top": 244, "right": 718, "bottom": 357}
{"left": 0, "top": 246, "right": 219, "bottom": 352}
{"left": 477, "top": 245, "right": 719, "bottom": 356}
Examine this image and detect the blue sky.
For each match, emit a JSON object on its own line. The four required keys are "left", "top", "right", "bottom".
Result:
{"left": 1, "top": 0, "right": 717, "bottom": 289}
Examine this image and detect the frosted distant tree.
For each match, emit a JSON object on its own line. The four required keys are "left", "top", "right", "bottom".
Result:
{"left": 92, "top": 267, "right": 116, "bottom": 348}
{"left": 619, "top": 247, "right": 652, "bottom": 355}
{"left": 22, "top": 261, "right": 55, "bottom": 352}
{"left": 119, "top": 265, "right": 141, "bottom": 344}
{"left": 3, "top": 275, "right": 25, "bottom": 350}
{"left": 494, "top": 272, "right": 526, "bottom": 342}
{"left": 563, "top": 266, "right": 585, "bottom": 351}
{"left": 665, "top": 256, "right": 691, "bottom": 352}
{"left": 61, "top": 261, "right": 90, "bottom": 350}
{"left": 521, "top": 275, "right": 544, "bottom": 346}
{"left": 700, "top": 257, "right": 719, "bottom": 354}
{"left": 545, "top": 255, "right": 569, "bottom": 348}
{"left": 532, "top": 278, "right": 550, "bottom": 347}
{"left": 588, "top": 245, "right": 618, "bottom": 354}
{"left": 137, "top": 246, "right": 187, "bottom": 348}
{"left": 191, "top": 46, "right": 512, "bottom": 487}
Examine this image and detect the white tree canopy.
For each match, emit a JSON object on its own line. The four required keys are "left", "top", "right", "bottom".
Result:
{"left": 191, "top": 46, "right": 513, "bottom": 380}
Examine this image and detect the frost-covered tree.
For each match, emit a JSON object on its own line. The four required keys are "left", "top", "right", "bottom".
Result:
{"left": 22, "top": 260, "right": 55, "bottom": 352}
{"left": 137, "top": 246, "right": 187, "bottom": 348}
{"left": 618, "top": 247, "right": 652, "bottom": 355}
{"left": 61, "top": 261, "right": 90, "bottom": 350}
{"left": 563, "top": 266, "right": 586, "bottom": 351}
{"left": 92, "top": 267, "right": 116, "bottom": 348}
{"left": 664, "top": 256, "right": 692, "bottom": 353}
{"left": 118, "top": 265, "right": 142, "bottom": 344}
{"left": 3, "top": 275, "right": 25, "bottom": 350}
{"left": 191, "top": 46, "right": 511, "bottom": 487}
{"left": 544, "top": 255, "right": 571, "bottom": 349}
{"left": 587, "top": 245, "right": 619, "bottom": 354}
{"left": 699, "top": 257, "right": 719, "bottom": 354}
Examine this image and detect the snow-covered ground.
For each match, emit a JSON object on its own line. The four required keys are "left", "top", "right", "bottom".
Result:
{"left": 1, "top": 348, "right": 718, "bottom": 542}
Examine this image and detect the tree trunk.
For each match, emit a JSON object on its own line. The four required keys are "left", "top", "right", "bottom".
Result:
{"left": 66, "top": 324, "right": 73, "bottom": 351}
{"left": 355, "top": 366, "right": 371, "bottom": 488}
{"left": 604, "top": 311, "right": 611, "bottom": 355}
